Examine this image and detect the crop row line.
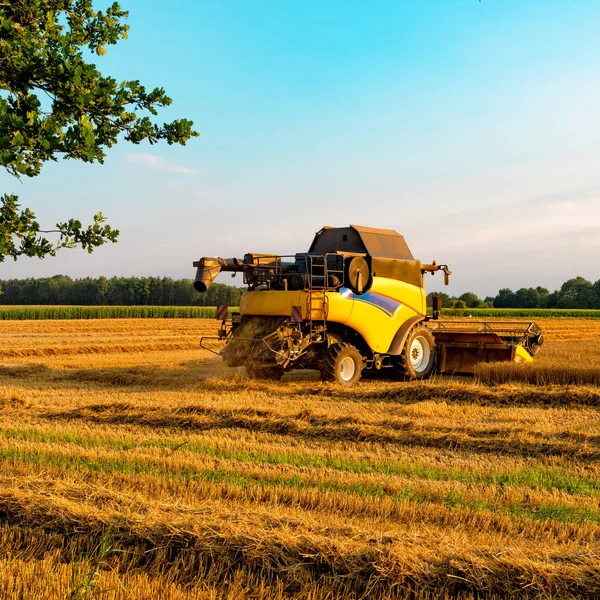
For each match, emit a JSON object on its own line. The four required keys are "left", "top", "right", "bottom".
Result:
{"left": 0, "top": 305, "right": 598, "bottom": 320}
{"left": 1, "top": 426, "right": 598, "bottom": 498}
{"left": 0, "top": 306, "right": 236, "bottom": 320}
{"left": 1, "top": 446, "right": 598, "bottom": 527}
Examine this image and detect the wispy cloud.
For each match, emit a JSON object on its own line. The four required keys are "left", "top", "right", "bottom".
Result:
{"left": 530, "top": 185, "right": 600, "bottom": 207}
{"left": 423, "top": 189, "right": 600, "bottom": 252}
{"left": 123, "top": 153, "right": 198, "bottom": 175}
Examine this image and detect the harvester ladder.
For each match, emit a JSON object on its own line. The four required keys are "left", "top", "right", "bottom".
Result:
{"left": 308, "top": 289, "right": 327, "bottom": 321}
{"left": 306, "top": 255, "right": 329, "bottom": 332}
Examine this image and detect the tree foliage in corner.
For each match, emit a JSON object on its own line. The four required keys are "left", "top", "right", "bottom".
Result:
{"left": 0, "top": 0, "right": 198, "bottom": 262}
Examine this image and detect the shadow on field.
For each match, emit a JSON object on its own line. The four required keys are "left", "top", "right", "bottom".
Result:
{"left": 2, "top": 498, "right": 596, "bottom": 600}
{"left": 39, "top": 399, "right": 600, "bottom": 458}
{"left": 0, "top": 359, "right": 318, "bottom": 390}
{"left": 3, "top": 360, "right": 600, "bottom": 457}
{"left": 2, "top": 360, "right": 600, "bottom": 409}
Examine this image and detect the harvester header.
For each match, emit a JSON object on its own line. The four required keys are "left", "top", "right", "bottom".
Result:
{"left": 193, "top": 224, "right": 542, "bottom": 386}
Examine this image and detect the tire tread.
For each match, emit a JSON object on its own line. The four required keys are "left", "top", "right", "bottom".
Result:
{"left": 319, "top": 342, "right": 363, "bottom": 386}
{"left": 395, "top": 326, "right": 436, "bottom": 381}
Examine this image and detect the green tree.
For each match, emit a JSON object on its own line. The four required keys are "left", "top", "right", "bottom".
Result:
{"left": 535, "top": 286, "right": 549, "bottom": 308}
{"left": 593, "top": 280, "right": 600, "bottom": 308}
{"left": 555, "top": 277, "right": 597, "bottom": 309}
{"left": 106, "top": 276, "right": 124, "bottom": 305}
{"left": 514, "top": 287, "right": 540, "bottom": 309}
{"left": 493, "top": 288, "right": 515, "bottom": 308}
{"left": 161, "top": 277, "right": 175, "bottom": 305}
{"left": 94, "top": 275, "right": 109, "bottom": 304}
{"left": 0, "top": 0, "right": 198, "bottom": 262}
{"left": 458, "top": 291, "right": 482, "bottom": 309}
{"left": 147, "top": 276, "right": 163, "bottom": 305}
{"left": 173, "top": 279, "right": 194, "bottom": 305}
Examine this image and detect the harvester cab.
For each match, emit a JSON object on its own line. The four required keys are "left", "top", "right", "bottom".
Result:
{"left": 193, "top": 225, "right": 543, "bottom": 386}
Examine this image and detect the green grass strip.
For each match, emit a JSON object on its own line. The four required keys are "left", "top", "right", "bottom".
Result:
{"left": 1, "top": 437, "right": 599, "bottom": 526}
{"left": 1, "top": 427, "right": 598, "bottom": 498}
{"left": 438, "top": 308, "right": 600, "bottom": 318}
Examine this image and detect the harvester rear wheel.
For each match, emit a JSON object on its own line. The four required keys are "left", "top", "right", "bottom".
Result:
{"left": 396, "top": 326, "right": 436, "bottom": 380}
{"left": 319, "top": 343, "right": 364, "bottom": 387}
{"left": 246, "top": 365, "right": 284, "bottom": 380}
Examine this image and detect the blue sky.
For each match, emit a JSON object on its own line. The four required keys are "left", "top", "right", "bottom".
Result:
{"left": 2, "top": 0, "right": 600, "bottom": 296}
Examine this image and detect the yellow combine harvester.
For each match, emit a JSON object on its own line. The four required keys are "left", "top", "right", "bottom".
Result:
{"left": 194, "top": 225, "right": 543, "bottom": 386}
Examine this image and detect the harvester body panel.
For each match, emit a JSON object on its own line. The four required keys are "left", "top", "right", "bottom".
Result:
{"left": 515, "top": 346, "right": 534, "bottom": 363}
{"left": 337, "top": 278, "right": 425, "bottom": 353}
{"left": 241, "top": 291, "right": 310, "bottom": 321}
{"left": 239, "top": 277, "right": 425, "bottom": 353}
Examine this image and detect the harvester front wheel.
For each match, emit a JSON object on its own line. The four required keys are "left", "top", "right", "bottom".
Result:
{"left": 246, "top": 365, "right": 284, "bottom": 381}
{"left": 320, "top": 343, "right": 364, "bottom": 387}
{"left": 396, "top": 326, "right": 436, "bottom": 380}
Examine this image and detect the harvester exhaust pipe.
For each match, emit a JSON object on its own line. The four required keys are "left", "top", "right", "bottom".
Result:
{"left": 193, "top": 257, "right": 244, "bottom": 292}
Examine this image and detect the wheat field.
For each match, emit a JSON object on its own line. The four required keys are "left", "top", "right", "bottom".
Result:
{"left": 0, "top": 317, "right": 600, "bottom": 599}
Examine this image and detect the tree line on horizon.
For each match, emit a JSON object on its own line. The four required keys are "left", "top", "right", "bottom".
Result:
{"left": 0, "top": 275, "right": 599, "bottom": 309}
{"left": 430, "top": 277, "right": 600, "bottom": 309}
{"left": 0, "top": 276, "right": 243, "bottom": 307}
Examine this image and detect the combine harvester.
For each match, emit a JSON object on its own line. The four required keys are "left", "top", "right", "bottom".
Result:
{"left": 194, "top": 225, "right": 543, "bottom": 386}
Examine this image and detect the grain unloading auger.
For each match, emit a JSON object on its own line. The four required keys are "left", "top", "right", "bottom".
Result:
{"left": 193, "top": 225, "right": 544, "bottom": 386}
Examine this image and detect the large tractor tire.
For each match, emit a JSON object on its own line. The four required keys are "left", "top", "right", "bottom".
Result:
{"left": 246, "top": 364, "right": 284, "bottom": 381}
{"left": 396, "top": 326, "right": 436, "bottom": 380}
{"left": 320, "top": 343, "right": 364, "bottom": 387}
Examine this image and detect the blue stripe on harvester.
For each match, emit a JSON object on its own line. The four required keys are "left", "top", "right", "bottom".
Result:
{"left": 340, "top": 288, "right": 401, "bottom": 316}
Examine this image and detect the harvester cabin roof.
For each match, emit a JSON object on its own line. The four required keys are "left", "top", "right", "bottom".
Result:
{"left": 308, "top": 225, "right": 415, "bottom": 260}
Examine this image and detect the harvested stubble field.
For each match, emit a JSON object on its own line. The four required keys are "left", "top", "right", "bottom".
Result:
{"left": 1, "top": 318, "right": 600, "bottom": 599}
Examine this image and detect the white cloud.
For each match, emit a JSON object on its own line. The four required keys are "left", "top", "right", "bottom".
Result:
{"left": 123, "top": 153, "right": 198, "bottom": 175}
{"left": 406, "top": 183, "right": 600, "bottom": 296}
{"left": 438, "top": 187, "right": 600, "bottom": 250}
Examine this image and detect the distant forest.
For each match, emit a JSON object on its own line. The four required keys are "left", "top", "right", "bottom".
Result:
{"left": 0, "top": 276, "right": 243, "bottom": 306}
{"left": 430, "top": 276, "right": 600, "bottom": 309}
{"left": 0, "top": 275, "right": 599, "bottom": 309}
